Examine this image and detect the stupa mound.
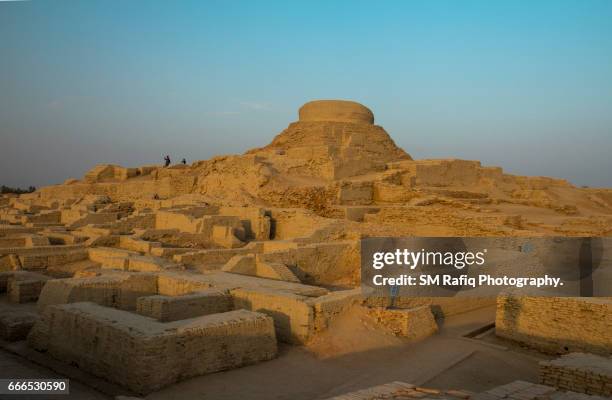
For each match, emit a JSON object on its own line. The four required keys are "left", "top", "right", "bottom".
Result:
{"left": 259, "top": 100, "right": 411, "bottom": 180}
{"left": 298, "top": 100, "right": 375, "bottom": 124}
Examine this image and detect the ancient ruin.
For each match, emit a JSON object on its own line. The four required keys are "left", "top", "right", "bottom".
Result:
{"left": 1, "top": 100, "right": 611, "bottom": 399}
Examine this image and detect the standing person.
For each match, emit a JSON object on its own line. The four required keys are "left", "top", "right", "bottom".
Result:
{"left": 181, "top": 158, "right": 187, "bottom": 165}
{"left": 164, "top": 155, "right": 171, "bottom": 167}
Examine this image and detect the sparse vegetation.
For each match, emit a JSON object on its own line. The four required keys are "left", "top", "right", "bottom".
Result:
{"left": 1, "top": 185, "right": 36, "bottom": 194}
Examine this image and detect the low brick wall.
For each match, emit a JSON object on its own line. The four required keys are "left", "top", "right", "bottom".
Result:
{"left": 88, "top": 247, "right": 137, "bottom": 269}
{"left": 324, "top": 382, "right": 426, "bottom": 400}
{"left": 18, "top": 247, "right": 89, "bottom": 271}
{"left": 231, "top": 287, "right": 313, "bottom": 344}
{"left": 475, "top": 380, "right": 606, "bottom": 400}
{"left": 28, "top": 302, "right": 277, "bottom": 394}
{"left": 118, "top": 236, "right": 161, "bottom": 253}
{"left": 37, "top": 273, "right": 158, "bottom": 311}
{"left": 0, "top": 244, "right": 85, "bottom": 257}
{"left": 307, "top": 288, "right": 362, "bottom": 333}
{"left": 174, "top": 247, "right": 250, "bottom": 267}
{"left": 496, "top": 294, "right": 612, "bottom": 355}
{"left": 1, "top": 271, "right": 50, "bottom": 303}
{"left": 367, "top": 306, "right": 438, "bottom": 341}
{"left": 9, "top": 279, "right": 48, "bottom": 303}
{"left": 0, "top": 311, "right": 39, "bottom": 341}
{"left": 136, "top": 289, "right": 232, "bottom": 322}
{"left": 540, "top": 353, "right": 612, "bottom": 397}
{"left": 324, "top": 380, "right": 608, "bottom": 400}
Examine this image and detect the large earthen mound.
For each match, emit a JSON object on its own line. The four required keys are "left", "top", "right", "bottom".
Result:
{"left": 258, "top": 100, "right": 411, "bottom": 180}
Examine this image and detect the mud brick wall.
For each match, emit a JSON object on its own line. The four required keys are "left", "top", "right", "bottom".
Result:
{"left": 0, "top": 311, "right": 39, "bottom": 341}
{"left": 36, "top": 177, "right": 195, "bottom": 203}
{"left": 157, "top": 273, "right": 212, "bottom": 296}
{"left": 0, "top": 271, "right": 16, "bottom": 292}
{"left": 0, "top": 237, "right": 28, "bottom": 247}
{"left": 306, "top": 288, "right": 362, "bottom": 332}
{"left": 118, "top": 236, "right": 161, "bottom": 253}
{"left": 372, "top": 182, "right": 414, "bottom": 203}
{"left": 67, "top": 212, "right": 119, "bottom": 229}
{"left": 37, "top": 274, "right": 158, "bottom": 311}
{"left": 367, "top": 306, "right": 438, "bottom": 340}
{"left": 8, "top": 279, "right": 47, "bottom": 303}
{"left": 473, "top": 380, "right": 604, "bottom": 400}
{"left": 111, "top": 213, "right": 156, "bottom": 232}
{"left": 218, "top": 206, "right": 271, "bottom": 241}
{"left": 337, "top": 181, "right": 373, "bottom": 205}
{"left": 28, "top": 303, "right": 277, "bottom": 394}
{"left": 136, "top": 289, "right": 232, "bottom": 322}
{"left": 167, "top": 175, "right": 196, "bottom": 196}
{"left": 265, "top": 208, "right": 331, "bottom": 240}
{"left": 24, "top": 211, "right": 61, "bottom": 224}
{"left": 496, "top": 294, "right": 612, "bottom": 355}
{"left": 323, "top": 381, "right": 420, "bottom": 400}
{"left": 89, "top": 247, "right": 137, "bottom": 269}
{"left": 414, "top": 159, "right": 481, "bottom": 187}
{"left": 18, "top": 247, "right": 89, "bottom": 270}
{"left": 540, "top": 353, "right": 612, "bottom": 397}
{"left": 231, "top": 287, "right": 314, "bottom": 344}
{"left": 260, "top": 241, "right": 360, "bottom": 287}
{"left": 0, "top": 244, "right": 85, "bottom": 256}
{"left": 127, "top": 255, "right": 172, "bottom": 272}
{"left": 174, "top": 248, "right": 250, "bottom": 267}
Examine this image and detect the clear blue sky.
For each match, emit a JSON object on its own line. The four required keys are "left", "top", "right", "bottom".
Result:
{"left": 1, "top": 0, "right": 611, "bottom": 188}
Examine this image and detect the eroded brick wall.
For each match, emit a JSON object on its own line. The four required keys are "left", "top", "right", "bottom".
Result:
{"left": 28, "top": 303, "right": 277, "bottom": 394}
{"left": 540, "top": 353, "right": 612, "bottom": 397}
{"left": 496, "top": 294, "right": 612, "bottom": 355}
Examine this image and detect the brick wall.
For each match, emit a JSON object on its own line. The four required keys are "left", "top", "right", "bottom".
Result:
{"left": 28, "top": 303, "right": 277, "bottom": 394}
{"left": 136, "top": 289, "right": 232, "bottom": 322}
{"left": 496, "top": 294, "right": 612, "bottom": 355}
{"left": 540, "top": 353, "right": 612, "bottom": 397}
